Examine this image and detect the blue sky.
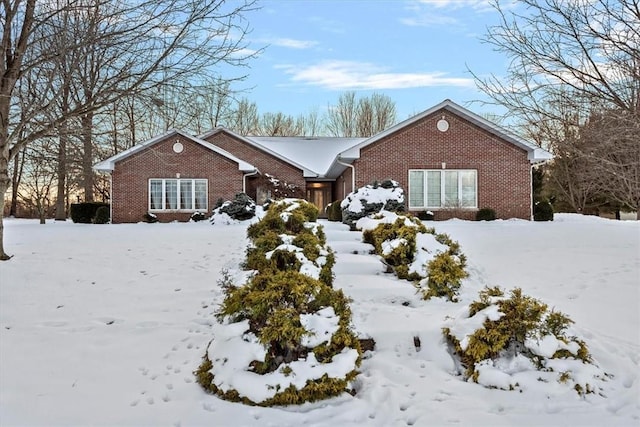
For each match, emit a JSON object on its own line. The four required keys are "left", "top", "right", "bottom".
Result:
{"left": 236, "top": 0, "right": 513, "bottom": 121}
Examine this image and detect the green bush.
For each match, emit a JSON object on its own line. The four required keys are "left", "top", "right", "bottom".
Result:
{"left": 326, "top": 200, "right": 343, "bottom": 222}
{"left": 70, "top": 202, "right": 110, "bottom": 223}
{"left": 93, "top": 206, "right": 110, "bottom": 224}
{"left": 534, "top": 201, "right": 554, "bottom": 221}
{"left": 191, "top": 211, "right": 207, "bottom": 222}
{"left": 143, "top": 212, "right": 158, "bottom": 223}
{"left": 475, "top": 207, "right": 496, "bottom": 221}
{"left": 363, "top": 215, "right": 467, "bottom": 301}
{"left": 443, "top": 287, "right": 602, "bottom": 395}
{"left": 197, "top": 197, "right": 360, "bottom": 406}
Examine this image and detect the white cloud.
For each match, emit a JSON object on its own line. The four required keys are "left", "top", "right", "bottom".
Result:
{"left": 276, "top": 60, "right": 474, "bottom": 90}
{"left": 415, "top": 0, "right": 494, "bottom": 11}
{"left": 268, "top": 38, "right": 319, "bottom": 49}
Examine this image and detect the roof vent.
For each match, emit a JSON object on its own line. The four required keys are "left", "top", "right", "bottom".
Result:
{"left": 437, "top": 117, "right": 449, "bottom": 132}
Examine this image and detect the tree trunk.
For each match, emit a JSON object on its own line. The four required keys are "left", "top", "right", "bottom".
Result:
{"left": 0, "top": 158, "right": 11, "bottom": 260}
{"left": 9, "top": 152, "right": 21, "bottom": 216}
{"left": 55, "top": 127, "right": 67, "bottom": 220}
{"left": 82, "top": 111, "right": 94, "bottom": 202}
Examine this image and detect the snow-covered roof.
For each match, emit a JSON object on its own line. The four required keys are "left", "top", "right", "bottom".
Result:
{"left": 93, "top": 129, "right": 256, "bottom": 173}
{"left": 338, "top": 99, "right": 553, "bottom": 164}
{"left": 199, "top": 128, "right": 365, "bottom": 178}
{"left": 249, "top": 136, "right": 366, "bottom": 178}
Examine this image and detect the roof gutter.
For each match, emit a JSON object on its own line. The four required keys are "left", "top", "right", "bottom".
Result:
{"left": 336, "top": 156, "right": 355, "bottom": 194}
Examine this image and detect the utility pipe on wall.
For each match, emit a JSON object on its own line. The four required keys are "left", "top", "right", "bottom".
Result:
{"left": 243, "top": 169, "right": 260, "bottom": 194}
{"left": 336, "top": 157, "right": 355, "bottom": 195}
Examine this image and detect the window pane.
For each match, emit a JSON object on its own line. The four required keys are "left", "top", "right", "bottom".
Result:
{"left": 409, "top": 171, "right": 424, "bottom": 208}
{"left": 461, "top": 171, "right": 476, "bottom": 207}
{"left": 444, "top": 171, "right": 459, "bottom": 207}
{"left": 195, "top": 180, "right": 207, "bottom": 210}
{"left": 150, "top": 180, "right": 163, "bottom": 209}
{"left": 180, "top": 180, "right": 193, "bottom": 209}
{"left": 426, "top": 171, "right": 441, "bottom": 208}
{"left": 165, "top": 179, "right": 177, "bottom": 209}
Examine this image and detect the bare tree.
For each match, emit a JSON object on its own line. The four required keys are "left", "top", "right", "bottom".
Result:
{"left": 1, "top": 0, "right": 260, "bottom": 259}
{"left": 356, "top": 93, "right": 396, "bottom": 137}
{"left": 326, "top": 91, "right": 397, "bottom": 137}
{"left": 227, "top": 98, "right": 260, "bottom": 135}
{"left": 18, "top": 142, "right": 57, "bottom": 224}
{"left": 259, "top": 112, "right": 303, "bottom": 136}
{"left": 326, "top": 92, "right": 358, "bottom": 137}
{"left": 472, "top": 0, "right": 639, "bottom": 218}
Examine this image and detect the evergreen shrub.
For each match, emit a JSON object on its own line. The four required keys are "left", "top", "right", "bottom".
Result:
{"left": 93, "top": 206, "right": 110, "bottom": 224}
{"left": 362, "top": 213, "right": 467, "bottom": 301}
{"left": 443, "top": 287, "right": 606, "bottom": 395}
{"left": 143, "top": 212, "right": 158, "bottom": 223}
{"left": 70, "top": 202, "right": 109, "bottom": 223}
{"left": 197, "top": 198, "right": 360, "bottom": 406}
{"left": 191, "top": 211, "right": 207, "bottom": 222}
{"left": 475, "top": 208, "right": 496, "bottom": 221}
{"left": 326, "top": 200, "right": 343, "bottom": 222}
{"left": 534, "top": 201, "right": 554, "bottom": 221}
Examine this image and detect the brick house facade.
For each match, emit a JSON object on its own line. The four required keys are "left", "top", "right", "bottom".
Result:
{"left": 94, "top": 130, "right": 256, "bottom": 223}
{"left": 95, "top": 100, "right": 552, "bottom": 223}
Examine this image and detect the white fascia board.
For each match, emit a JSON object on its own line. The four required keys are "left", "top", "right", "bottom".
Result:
{"left": 93, "top": 129, "right": 257, "bottom": 173}
{"left": 92, "top": 129, "right": 183, "bottom": 172}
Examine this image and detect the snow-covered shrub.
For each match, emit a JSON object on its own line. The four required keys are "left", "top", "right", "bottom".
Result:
{"left": 359, "top": 210, "right": 467, "bottom": 301}
{"left": 210, "top": 193, "right": 256, "bottom": 224}
{"left": 475, "top": 208, "right": 496, "bottom": 221}
{"left": 245, "top": 199, "right": 333, "bottom": 286}
{"left": 196, "top": 198, "right": 361, "bottom": 406}
{"left": 255, "top": 173, "right": 305, "bottom": 200}
{"left": 341, "top": 180, "right": 405, "bottom": 230}
{"left": 190, "top": 211, "right": 206, "bottom": 222}
{"left": 443, "top": 287, "right": 608, "bottom": 396}
{"left": 143, "top": 212, "right": 158, "bottom": 223}
{"left": 534, "top": 201, "right": 554, "bottom": 221}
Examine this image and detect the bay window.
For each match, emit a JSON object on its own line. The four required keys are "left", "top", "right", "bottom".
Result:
{"left": 409, "top": 170, "right": 477, "bottom": 209}
{"left": 149, "top": 179, "right": 208, "bottom": 211}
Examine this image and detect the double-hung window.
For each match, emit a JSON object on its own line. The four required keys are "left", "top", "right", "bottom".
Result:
{"left": 149, "top": 178, "right": 208, "bottom": 211}
{"left": 409, "top": 170, "right": 477, "bottom": 209}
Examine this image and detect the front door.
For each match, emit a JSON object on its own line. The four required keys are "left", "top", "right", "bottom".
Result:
{"left": 306, "top": 182, "right": 332, "bottom": 217}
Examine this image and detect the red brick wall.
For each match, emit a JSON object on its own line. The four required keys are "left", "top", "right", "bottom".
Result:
{"left": 352, "top": 109, "right": 532, "bottom": 220}
{"left": 111, "top": 134, "right": 243, "bottom": 223}
{"left": 203, "top": 132, "right": 305, "bottom": 199}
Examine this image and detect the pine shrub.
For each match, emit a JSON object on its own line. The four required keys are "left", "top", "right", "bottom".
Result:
{"left": 362, "top": 214, "right": 467, "bottom": 301}
{"left": 443, "top": 287, "right": 605, "bottom": 395}
{"left": 143, "top": 212, "right": 158, "bottom": 223}
{"left": 70, "top": 202, "right": 110, "bottom": 223}
{"left": 534, "top": 201, "right": 554, "bottom": 221}
{"left": 326, "top": 200, "right": 343, "bottom": 222}
{"left": 197, "top": 200, "right": 360, "bottom": 405}
{"left": 93, "top": 206, "right": 110, "bottom": 224}
{"left": 475, "top": 208, "right": 496, "bottom": 221}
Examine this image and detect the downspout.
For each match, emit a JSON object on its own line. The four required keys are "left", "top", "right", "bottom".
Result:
{"left": 336, "top": 156, "right": 355, "bottom": 195}
{"left": 243, "top": 168, "right": 259, "bottom": 194}
{"left": 109, "top": 173, "right": 113, "bottom": 223}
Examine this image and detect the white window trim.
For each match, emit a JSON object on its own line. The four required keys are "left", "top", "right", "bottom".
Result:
{"left": 148, "top": 178, "right": 208, "bottom": 212}
{"left": 408, "top": 169, "right": 478, "bottom": 210}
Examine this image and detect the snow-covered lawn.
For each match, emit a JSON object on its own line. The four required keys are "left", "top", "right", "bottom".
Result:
{"left": 0, "top": 214, "right": 638, "bottom": 426}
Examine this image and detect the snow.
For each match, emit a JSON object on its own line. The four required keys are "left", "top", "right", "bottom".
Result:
{"left": 341, "top": 182, "right": 404, "bottom": 213}
{"left": 207, "top": 319, "right": 357, "bottom": 403}
{"left": 0, "top": 213, "right": 639, "bottom": 426}
{"left": 300, "top": 307, "right": 340, "bottom": 348}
